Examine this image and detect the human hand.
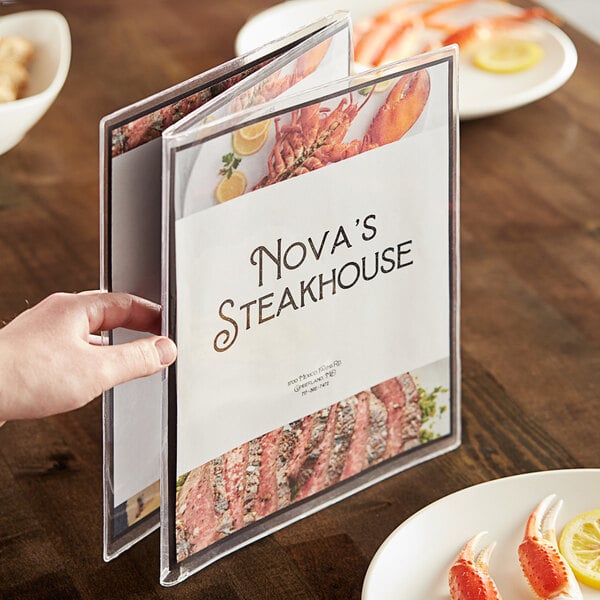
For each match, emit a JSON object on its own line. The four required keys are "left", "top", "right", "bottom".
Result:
{"left": 0, "top": 291, "right": 177, "bottom": 422}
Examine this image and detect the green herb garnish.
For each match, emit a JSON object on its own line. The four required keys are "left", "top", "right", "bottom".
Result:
{"left": 418, "top": 385, "right": 449, "bottom": 444}
{"left": 219, "top": 152, "right": 242, "bottom": 179}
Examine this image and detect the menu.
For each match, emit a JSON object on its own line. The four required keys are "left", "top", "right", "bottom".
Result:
{"left": 100, "top": 12, "right": 460, "bottom": 586}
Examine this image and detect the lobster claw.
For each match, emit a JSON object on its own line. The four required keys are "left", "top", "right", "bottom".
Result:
{"left": 365, "top": 70, "right": 430, "bottom": 147}
{"left": 449, "top": 531, "right": 502, "bottom": 600}
{"left": 518, "top": 494, "right": 583, "bottom": 600}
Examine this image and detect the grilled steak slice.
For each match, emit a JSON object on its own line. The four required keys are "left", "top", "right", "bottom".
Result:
{"left": 286, "top": 414, "right": 317, "bottom": 481}
{"left": 288, "top": 407, "right": 331, "bottom": 500}
{"left": 176, "top": 462, "right": 219, "bottom": 556}
{"left": 372, "top": 377, "right": 407, "bottom": 459}
{"left": 398, "top": 373, "right": 421, "bottom": 449}
{"left": 211, "top": 456, "right": 234, "bottom": 536}
{"left": 340, "top": 394, "right": 370, "bottom": 479}
{"left": 276, "top": 419, "right": 304, "bottom": 509}
{"left": 324, "top": 396, "right": 358, "bottom": 486}
{"left": 364, "top": 390, "right": 388, "bottom": 465}
{"left": 294, "top": 405, "right": 339, "bottom": 501}
{"left": 255, "top": 427, "right": 283, "bottom": 518}
{"left": 223, "top": 442, "right": 249, "bottom": 532}
{"left": 243, "top": 438, "right": 262, "bottom": 525}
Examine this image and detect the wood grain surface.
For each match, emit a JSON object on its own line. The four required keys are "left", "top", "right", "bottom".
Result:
{"left": 0, "top": 1, "right": 598, "bottom": 598}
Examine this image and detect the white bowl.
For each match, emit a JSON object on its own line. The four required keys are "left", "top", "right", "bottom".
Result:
{"left": 0, "top": 10, "right": 71, "bottom": 155}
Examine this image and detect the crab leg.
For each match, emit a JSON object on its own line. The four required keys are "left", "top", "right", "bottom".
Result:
{"left": 449, "top": 531, "right": 503, "bottom": 600}
{"left": 422, "top": 0, "right": 479, "bottom": 30}
{"left": 518, "top": 494, "right": 583, "bottom": 600}
{"left": 442, "top": 7, "right": 559, "bottom": 48}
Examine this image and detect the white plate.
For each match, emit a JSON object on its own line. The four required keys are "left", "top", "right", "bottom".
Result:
{"left": 235, "top": 0, "right": 578, "bottom": 119}
{"left": 362, "top": 469, "right": 600, "bottom": 599}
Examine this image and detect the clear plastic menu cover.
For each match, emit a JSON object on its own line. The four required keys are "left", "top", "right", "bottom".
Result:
{"left": 100, "top": 12, "right": 352, "bottom": 561}
{"left": 160, "top": 46, "right": 459, "bottom": 585}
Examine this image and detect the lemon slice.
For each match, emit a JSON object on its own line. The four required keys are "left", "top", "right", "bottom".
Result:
{"left": 473, "top": 39, "right": 544, "bottom": 74}
{"left": 559, "top": 509, "right": 600, "bottom": 590}
{"left": 232, "top": 127, "right": 270, "bottom": 156}
{"left": 215, "top": 170, "right": 247, "bottom": 203}
{"left": 238, "top": 119, "right": 271, "bottom": 141}
{"left": 358, "top": 79, "right": 393, "bottom": 96}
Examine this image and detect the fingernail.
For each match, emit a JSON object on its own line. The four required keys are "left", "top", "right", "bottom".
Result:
{"left": 155, "top": 337, "right": 177, "bottom": 366}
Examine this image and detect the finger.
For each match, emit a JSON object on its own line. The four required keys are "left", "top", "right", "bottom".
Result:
{"left": 78, "top": 292, "right": 162, "bottom": 335}
{"left": 88, "top": 334, "right": 103, "bottom": 346}
{"left": 95, "top": 336, "right": 177, "bottom": 389}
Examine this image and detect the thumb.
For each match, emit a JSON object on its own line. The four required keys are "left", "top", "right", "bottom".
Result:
{"left": 96, "top": 336, "right": 177, "bottom": 389}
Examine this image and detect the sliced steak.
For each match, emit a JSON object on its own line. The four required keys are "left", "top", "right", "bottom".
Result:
{"left": 242, "top": 438, "right": 262, "bottom": 525}
{"left": 372, "top": 376, "right": 407, "bottom": 459}
{"left": 286, "top": 414, "right": 318, "bottom": 481}
{"left": 176, "top": 371, "right": 424, "bottom": 556}
{"left": 223, "top": 442, "right": 249, "bottom": 532}
{"left": 176, "top": 462, "right": 219, "bottom": 555}
{"left": 364, "top": 390, "right": 388, "bottom": 465}
{"left": 324, "top": 396, "right": 357, "bottom": 486}
{"left": 398, "top": 373, "right": 421, "bottom": 449}
{"left": 211, "top": 456, "right": 234, "bottom": 537}
{"left": 288, "top": 407, "right": 331, "bottom": 500}
{"left": 255, "top": 427, "right": 283, "bottom": 518}
{"left": 294, "top": 405, "right": 339, "bottom": 501}
{"left": 340, "top": 394, "right": 370, "bottom": 480}
{"left": 276, "top": 419, "right": 304, "bottom": 509}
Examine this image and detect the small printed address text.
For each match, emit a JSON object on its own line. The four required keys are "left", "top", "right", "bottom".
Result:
{"left": 288, "top": 360, "right": 342, "bottom": 397}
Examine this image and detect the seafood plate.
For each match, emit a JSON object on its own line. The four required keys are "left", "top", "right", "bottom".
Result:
{"left": 449, "top": 495, "right": 585, "bottom": 599}
{"left": 362, "top": 469, "right": 600, "bottom": 599}
{"left": 236, "top": 0, "right": 577, "bottom": 119}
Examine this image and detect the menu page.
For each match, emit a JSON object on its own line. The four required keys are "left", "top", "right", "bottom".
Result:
{"left": 161, "top": 48, "right": 459, "bottom": 585}
{"left": 100, "top": 12, "right": 352, "bottom": 560}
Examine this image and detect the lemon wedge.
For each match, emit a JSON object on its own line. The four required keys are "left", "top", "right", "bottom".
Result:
{"left": 232, "top": 119, "right": 271, "bottom": 156}
{"left": 232, "top": 127, "right": 270, "bottom": 156}
{"left": 215, "top": 170, "right": 247, "bottom": 203}
{"left": 473, "top": 39, "right": 544, "bottom": 74}
{"left": 238, "top": 119, "right": 271, "bottom": 141}
{"left": 559, "top": 509, "right": 600, "bottom": 590}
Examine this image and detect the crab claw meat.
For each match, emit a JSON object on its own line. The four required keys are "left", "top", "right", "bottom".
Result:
{"left": 518, "top": 494, "right": 583, "bottom": 599}
{"left": 449, "top": 531, "right": 503, "bottom": 600}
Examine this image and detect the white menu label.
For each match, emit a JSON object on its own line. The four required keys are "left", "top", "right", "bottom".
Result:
{"left": 175, "top": 125, "right": 450, "bottom": 476}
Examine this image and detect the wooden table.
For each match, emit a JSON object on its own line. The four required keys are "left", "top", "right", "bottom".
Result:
{"left": 1, "top": 1, "right": 598, "bottom": 598}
